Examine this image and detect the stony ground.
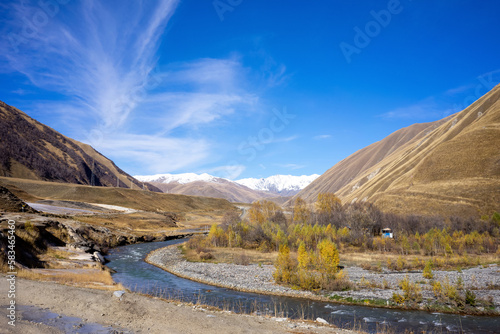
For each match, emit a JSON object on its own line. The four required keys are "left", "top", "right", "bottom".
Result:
{"left": 335, "top": 265, "right": 500, "bottom": 307}
{"left": 147, "top": 245, "right": 500, "bottom": 310}
{"left": 0, "top": 278, "right": 356, "bottom": 334}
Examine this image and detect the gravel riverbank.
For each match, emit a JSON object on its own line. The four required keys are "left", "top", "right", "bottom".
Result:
{"left": 146, "top": 245, "right": 319, "bottom": 300}
{"left": 146, "top": 245, "right": 500, "bottom": 311}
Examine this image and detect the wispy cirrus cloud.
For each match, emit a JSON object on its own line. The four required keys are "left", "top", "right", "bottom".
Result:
{"left": 314, "top": 134, "right": 332, "bottom": 140}
{"left": 0, "top": 0, "right": 258, "bottom": 174}
{"left": 378, "top": 97, "right": 455, "bottom": 121}
{"left": 275, "top": 163, "right": 306, "bottom": 170}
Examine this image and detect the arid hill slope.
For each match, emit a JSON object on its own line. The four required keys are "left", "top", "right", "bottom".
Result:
{"left": 0, "top": 101, "right": 158, "bottom": 191}
{"left": 0, "top": 177, "right": 235, "bottom": 213}
{"left": 297, "top": 84, "right": 500, "bottom": 217}
{"left": 151, "top": 179, "right": 274, "bottom": 203}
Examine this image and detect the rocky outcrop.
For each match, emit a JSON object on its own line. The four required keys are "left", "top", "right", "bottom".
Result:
{"left": 0, "top": 185, "right": 36, "bottom": 213}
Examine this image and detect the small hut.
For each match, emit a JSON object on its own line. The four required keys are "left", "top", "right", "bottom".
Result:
{"left": 381, "top": 228, "right": 393, "bottom": 238}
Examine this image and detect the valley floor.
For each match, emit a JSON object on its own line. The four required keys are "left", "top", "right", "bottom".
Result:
{"left": 147, "top": 245, "right": 500, "bottom": 314}
{"left": 0, "top": 278, "right": 352, "bottom": 334}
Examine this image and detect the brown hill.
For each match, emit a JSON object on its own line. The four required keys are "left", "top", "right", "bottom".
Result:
{"left": 151, "top": 179, "right": 275, "bottom": 203}
{"left": 297, "top": 84, "right": 500, "bottom": 218}
{"left": 0, "top": 101, "right": 159, "bottom": 191}
{"left": 0, "top": 177, "right": 235, "bottom": 213}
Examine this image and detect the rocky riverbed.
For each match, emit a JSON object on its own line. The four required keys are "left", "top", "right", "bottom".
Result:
{"left": 146, "top": 245, "right": 500, "bottom": 311}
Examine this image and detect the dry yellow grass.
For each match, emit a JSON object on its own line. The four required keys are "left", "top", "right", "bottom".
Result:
{"left": 297, "top": 83, "right": 500, "bottom": 218}
{"left": 77, "top": 212, "right": 181, "bottom": 236}
{"left": 183, "top": 246, "right": 280, "bottom": 265}
{"left": 0, "top": 176, "right": 236, "bottom": 213}
{"left": 340, "top": 251, "right": 499, "bottom": 270}
{"left": 17, "top": 268, "right": 124, "bottom": 291}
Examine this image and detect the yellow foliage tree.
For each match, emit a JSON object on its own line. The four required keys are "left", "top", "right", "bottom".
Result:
{"left": 317, "top": 239, "right": 340, "bottom": 277}
{"left": 316, "top": 193, "right": 341, "bottom": 215}
{"left": 297, "top": 241, "right": 310, "bottom": 269}
{"left": 293, "top": 197, "right": 310, "bottom": 224}
{"left": 273, "top": 244, "right": 296, "bottom": 284}
{"left": 249, "top": 200, "right": 280, "bottom": 225}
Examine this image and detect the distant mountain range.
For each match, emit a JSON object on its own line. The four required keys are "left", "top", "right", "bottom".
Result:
{"left": 134, "top": 173, "right": 320, "bottom": 203}
{"left": 235, "top": 174, "right": 320, "bottom": 197}
{"left": 296, "top": 84, "right": 500, "bottom": 218}
{"left": 0, "top": 101, "right": 159, "bottom": 192}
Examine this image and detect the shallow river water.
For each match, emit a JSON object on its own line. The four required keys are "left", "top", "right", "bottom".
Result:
{"left": 106, "top": 239, "right": 500, "bottom": 334}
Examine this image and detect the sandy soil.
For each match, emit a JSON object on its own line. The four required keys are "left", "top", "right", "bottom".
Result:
{"left": 0, "top": 278, "right": 356, "bottom": 334}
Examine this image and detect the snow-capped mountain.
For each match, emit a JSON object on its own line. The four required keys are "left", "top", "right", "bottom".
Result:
{"left": 235, "top": 174, "right": 320, "bottom": 196}
{"left": 135, "top": 173, "right": 220, "bottom": 184}
{"left": 134, "top": 173, "right": 320, "bottom": 202}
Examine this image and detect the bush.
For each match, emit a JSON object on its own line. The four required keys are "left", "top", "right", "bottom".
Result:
{"left": 465, "top": 289, "right": 476, "bottom": 307}
{"left": 423, "top": 259, "right": 434, "bottom": 279}
{"left": 234, "top": 253, "right": 250, "bottom": 266}
{"left": 321, "top": 272, "right": 353, "bottom": 291}
{"left": 199, "top": 252, "right": 214, "bottom": 260}
{"left": 399, "top": 275, "right": 422, "bottom": 303}
{"left": 186, "top": 235, "right": 207, "bottom": 250}
{"left": 392, "top": 292, "right": 405, "bottom": 304}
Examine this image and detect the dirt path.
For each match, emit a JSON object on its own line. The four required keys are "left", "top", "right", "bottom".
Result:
{"left": 0, "top": 278, "right": 355, "bottom": 334}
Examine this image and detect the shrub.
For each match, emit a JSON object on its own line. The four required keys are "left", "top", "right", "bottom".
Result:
{"left": 396, "top": 256, "right": 405, "bottom": 271}
{"left": 399, "top": 275, "right": 422, "bottom": 303}
{"left": 24, "top": 221, "right": 37, "bottom": 232}
{"left": 423, "top": 259, "right": 434, "bottom": 279}
{"left": 392, "top": 292, "right": 405, "bottom": 304}
{"left": 234, "top": 253, "right": 250, "bottom": 266}
{"left": 432, "top": 281, "right": 444, "bottom": 300}
{"left": 199, "top": 252, "right": 214, "bottom": 260}
{"left": 321, "top": 270, "right": 352, "bottom": 291}
{"left": 465, "top": 289, "right": 476, "bottom": 307}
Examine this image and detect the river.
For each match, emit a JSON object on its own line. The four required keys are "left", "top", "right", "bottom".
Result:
{"left": 106, "top": 239, "right": 500, "bottom": 334}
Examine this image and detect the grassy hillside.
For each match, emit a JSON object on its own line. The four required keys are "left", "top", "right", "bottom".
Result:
{"left": 0, "top": 177, "right": 235, "bottom": 213}
{"left": 0, "top": 101, "right": 159, "bottom": 191}
{"left": 297, "top": 84, "right": 500, "bottom": 218}
{"left": 297, "top": 117, "right": 451, "bottom": 203}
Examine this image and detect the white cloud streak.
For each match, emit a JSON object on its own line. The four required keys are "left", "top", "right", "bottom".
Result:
{"left": 379, "top": 97, "right": 454, "bottom": 120}
{"left": 1, "top": 1, "right": 257, "bottom": 174}
{"left": 314, "top": 134, "right": 332, "bottom": 140}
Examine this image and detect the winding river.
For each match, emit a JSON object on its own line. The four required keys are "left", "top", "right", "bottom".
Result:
{"left": 106, "top": 239, "right": 499, "bottom": 334}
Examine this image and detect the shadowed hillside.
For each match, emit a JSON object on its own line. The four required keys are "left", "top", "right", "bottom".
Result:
{"left": 297, "top": 84, "right": 500, "bottom": 218}
{"left": 0, "top": 101, "right": 159, "bottom": 191}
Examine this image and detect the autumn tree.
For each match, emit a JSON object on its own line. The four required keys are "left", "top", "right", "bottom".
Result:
{"left": 249, "top": 200, "right": 280, "bottom": 225}
{"left": 317, "top": 239, "right": 340, "bottom": 278}
{"left": 293, "top": 197, "right": 310, "bottom": 225}
{"left": 316, "top": 193, "right": 341, "bottom": 215}
{"left": 297, "top": 241, "right": 310, "bottom": 269}
{"left": 273, "top": 244, "right": 297, "bottom": 284}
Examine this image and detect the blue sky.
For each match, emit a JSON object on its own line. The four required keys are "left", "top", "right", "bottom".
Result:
{"left": 1, "top": 0, "right": 499, "bottom": 179}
